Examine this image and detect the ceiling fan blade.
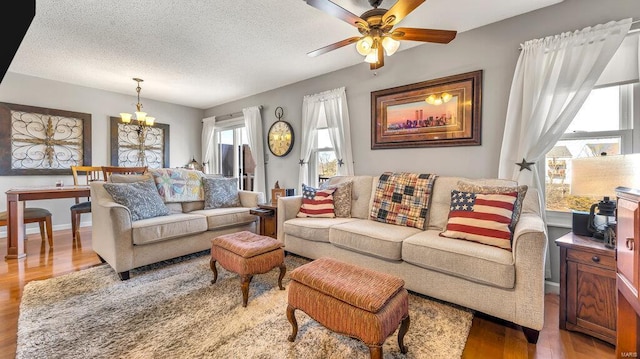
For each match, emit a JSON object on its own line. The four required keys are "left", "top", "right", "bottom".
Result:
{"left": 305, "top": 0, "right": 367, "bottom": 28}
{"left": 307, "top": 36, "right": 361, "bottom": 57}
{"left": 391, "top": 27, "right": 457, "bottom": 44}
{"left": 382, "top": 0, "right": 425, "bottom": 27}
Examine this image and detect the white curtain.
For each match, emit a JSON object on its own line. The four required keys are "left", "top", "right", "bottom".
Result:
{"left": 298, "top": 94, "right": 322, "bottom": 189}
{"left": 323, "top": 87, "right": 355, "bottom": 176}
{"left": 498, "top": 18, "right": 631, "bottom": 278}
{"left": 243, "top": 106, "right": 266, "bottom": 195}
{"left": 298, "top": 87, "right": 354, "bottom": 189}
{"left": 201, "top": 116, "right": 217, "bottom": 174}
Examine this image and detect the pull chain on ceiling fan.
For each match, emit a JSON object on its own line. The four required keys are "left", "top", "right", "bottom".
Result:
{"left": 305, "top": 0, "right": 457, "bottom": 69}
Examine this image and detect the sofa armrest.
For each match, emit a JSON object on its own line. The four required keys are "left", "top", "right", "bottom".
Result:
{"left": 510, "top": 212, "right": 548, "bottom": 330}
{"left": 238, "top": 190, "right": 264, "bottom": 208}
{"left": 277, "top": 195, "right": 302, "bottom": 241}
{"left": 90, "top": 182, "right": 136, "bottom": 271}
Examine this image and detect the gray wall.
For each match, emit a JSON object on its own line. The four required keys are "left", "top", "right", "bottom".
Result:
{"left": 205, "top": 0, "right": 639, "bottom": 288}
{"left": 0, "top": 72, "right": 204, "bottom": 233}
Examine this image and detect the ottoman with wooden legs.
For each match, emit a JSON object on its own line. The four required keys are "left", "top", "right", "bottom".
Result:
{"left": 287, "top": 257, "right": 410, "bottom": 359}
{"left": 210, "top": 231, "right": 286, "bottom": 307}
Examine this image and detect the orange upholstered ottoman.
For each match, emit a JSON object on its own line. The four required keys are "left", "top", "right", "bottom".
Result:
{"left": 287, "top": 257, "right": 410, "bottom": 359}
{"left": 210, "top": 231, "right": 286, "bottom": 307}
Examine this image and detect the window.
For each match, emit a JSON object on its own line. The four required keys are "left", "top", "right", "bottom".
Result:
{"left": 315, "top": 128, "right": 337, "bottom": 184}
{"left": 214, "top": 123, "right": 255, "bottom": 190}
{"left": 545, "top": 83, "right": 637, "bottom": 213}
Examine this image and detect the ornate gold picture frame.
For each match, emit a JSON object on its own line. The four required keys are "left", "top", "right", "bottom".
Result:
{"left": 371, "top": 70, "right": 482, "bottom": 149}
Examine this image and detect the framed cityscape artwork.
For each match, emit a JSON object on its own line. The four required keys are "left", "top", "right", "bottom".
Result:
{"left": 371, "top": 70, "right": 482, "bottom": 149}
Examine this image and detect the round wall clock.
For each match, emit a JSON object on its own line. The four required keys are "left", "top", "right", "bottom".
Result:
{"left": 267, "top": 107, "right": 294, "bottom": 157}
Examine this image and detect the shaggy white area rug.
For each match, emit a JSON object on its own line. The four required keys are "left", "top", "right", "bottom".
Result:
{"left": 17, "top": 252, "right": 473, "bottom": 359}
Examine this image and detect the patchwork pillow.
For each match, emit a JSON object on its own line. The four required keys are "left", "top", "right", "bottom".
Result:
{"left": 369, "top": 172, "right": 438, "bottom": 229}
{"left": 203, "top": 177, "right": 242, "bottom": 209}
{"left": 103, "top": 180, "right": 170, "bottom": 221}
{"left": 440, "top": 189, "right": 519, "bottom": 251}
{"left": 457, "top": 180, "right": 528, "bottom": 232}
{"left": 297, "top": 184, "right": 336, "bottom": 218}
{"left": 320, "top": 180, "right": 352, "bottom": 218}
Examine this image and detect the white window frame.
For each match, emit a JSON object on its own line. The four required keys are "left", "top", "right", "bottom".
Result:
{"left": 213, "top": 118, "right": 249, "bottom": 189}
{"left": 545, "top": 82, "right": 639, "bottom": 228}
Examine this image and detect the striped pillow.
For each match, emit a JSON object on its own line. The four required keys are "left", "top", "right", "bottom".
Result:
{"left": 439, "top": 190, "right": 518, "bottom": 251}
{"left": 296, "top": 184, "right": 336, "bottom": 218}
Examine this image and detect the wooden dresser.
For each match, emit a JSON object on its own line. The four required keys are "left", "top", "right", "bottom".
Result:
{"left": 556, "top": 232, "right": 616, "bottom": 344}
{"left": 616, "top": 187, "right": 640, "bottom": 356}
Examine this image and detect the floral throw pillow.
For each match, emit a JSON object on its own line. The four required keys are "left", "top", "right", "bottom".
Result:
{"left": 297, "top": 184, "right": 336, "bottom": 218}
{"left": 320, "top": 180, "right": 352, "bottom": 218}
{"left": 103, "top": 179, "right": 170, "bottom": 221}
{"left": 203, "top": 177, "right": 242, "bottom": 209}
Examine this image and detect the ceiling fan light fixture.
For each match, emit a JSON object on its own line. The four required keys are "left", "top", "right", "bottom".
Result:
{"left": 356, "top": 36, "right": 374, "bottom": 55}
{"left": 381, "top": 36, "right": 399, "bottom": 56}
{"left": 364, "top": 47, "right": 378, "bottom": 63}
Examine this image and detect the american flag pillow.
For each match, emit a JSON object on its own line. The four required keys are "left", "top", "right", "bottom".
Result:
{"left": 296, "top": 184, "right": 336, "bottom": 218}
{"left": 439, "top": 190, "right": 518, "bottom": 251}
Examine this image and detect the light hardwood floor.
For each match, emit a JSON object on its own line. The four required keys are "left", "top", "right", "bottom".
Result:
{"left": 0, "top": 228, "right": 616, "bottom": 359}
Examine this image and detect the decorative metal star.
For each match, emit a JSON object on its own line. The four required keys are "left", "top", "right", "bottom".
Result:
{"left": 298, "top": 159, "right": 305, "bottom": 165}
{"left": 337, "top": 159, "right": 344, "bottom": 167}
{"left": 516, "top": 158, "right": 535, "bottom": 172}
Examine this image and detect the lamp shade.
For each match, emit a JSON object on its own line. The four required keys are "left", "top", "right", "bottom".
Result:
{"left": 382, "top": 36, "right": 399, "bottom": 56}
{"left": 356, "top": 36, "right": 373, "bottom": 56}
{"left": 120, "top": 113, "right": 132, "bottom": 123}
{"left": 571, "top": 153, "right": 640, "bottom": 198}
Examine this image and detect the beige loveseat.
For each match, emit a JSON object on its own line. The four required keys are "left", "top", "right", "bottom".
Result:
{"left": 277, "top": 175, "right": 547, "bottom": 343}
{"left": 90, "top": 172, "right": 263, "bottom": 280}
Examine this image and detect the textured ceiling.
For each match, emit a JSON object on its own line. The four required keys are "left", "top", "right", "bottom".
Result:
{"left": 8, "top": 0, "right": 562, "bottom": 109}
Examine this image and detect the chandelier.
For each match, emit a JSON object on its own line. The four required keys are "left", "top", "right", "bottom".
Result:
{"left": 120, "top": 77, "right": 156, "bottom": 166}
{"left": 120, "top": 77, "right": 155, "bottom": 130}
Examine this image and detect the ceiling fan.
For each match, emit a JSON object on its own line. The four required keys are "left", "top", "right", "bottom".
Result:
{"left": 305, "top": 0, "right": 457, "bottom": 69}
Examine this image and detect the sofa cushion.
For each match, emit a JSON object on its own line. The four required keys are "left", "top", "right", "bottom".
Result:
{"left": 403, "top": 231, "right": 515, "bottom": 289}
{"left": 182, "top": 201, "right": 205, "bottom": 212}
{"left": 324, "top": 176, "right": 374, "bottom": 219}
{"left": 103, "top": 180, "right": 170, "bottom": 221}
{"left": 457, "top": 179, "right": 528, "bottom": 232}
{"left": 192, "top": 207, "right": 257, "bottom": 230}
{"left": 131, "top": 213, "right": 208, "bottom": 245}
{"left": 329, "top": 219, "right": 421, "bottom": 261}
{"left": 369, "top": 172, "right": 437, "bottom": 230}
{"left": 440, "top": 190, "right": 518, "bottom": 251}
{"left": 320, "top": 180, "right": 352, "bottom": 218}
{"left": 297, "top": 184, "right": 336, "bottom": 218}
{"left": 283, "top": 217, "right": 359, "bottom": 243}
{"left": 203, "top": 177, "right": 241, "bottom": 209}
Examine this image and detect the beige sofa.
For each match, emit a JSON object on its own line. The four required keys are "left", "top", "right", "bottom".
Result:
{"left": 90, "top": 180, "right": 263, "bottom": 280}
{"left": 277, "top": 175, "right": 547, "bottom": 344}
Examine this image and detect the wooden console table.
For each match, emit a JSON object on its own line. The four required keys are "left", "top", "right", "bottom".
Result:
{"left": 556, "top": 232, "right": 616, "bottom": 344}
{"left": 250, "top": 203, "right": 277, "bottom": 239}
{"left": 5, "top": 185, "right": 90, "bottom": 259}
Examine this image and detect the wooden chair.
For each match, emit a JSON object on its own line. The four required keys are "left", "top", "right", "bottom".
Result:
{"left": 0, "top": 207, "right": 53, "bottom": 247}
{"left": 71, "top": 166, "right": 104, "bottom": 241}
{"left": 101, "top": 166, "right": 148, "bottom": 181}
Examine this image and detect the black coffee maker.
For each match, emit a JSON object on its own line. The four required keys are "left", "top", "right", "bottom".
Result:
{"left": 587, "top": 197, "right": 616, "bottom": 249}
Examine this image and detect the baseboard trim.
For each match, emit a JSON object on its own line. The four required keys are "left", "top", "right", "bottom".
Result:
{"left": 0, "top": 221, "right": 92, "bottom": 238}
{"left": 545, "top": 280, "right": 560, "bottom": 295}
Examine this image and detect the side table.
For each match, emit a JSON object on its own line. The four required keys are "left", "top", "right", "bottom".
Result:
{"left": 250, "top": 203, "right": 277, "bottom": 239}
{"left": 556, "top": 232, "right": 616, "bottom": 345}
